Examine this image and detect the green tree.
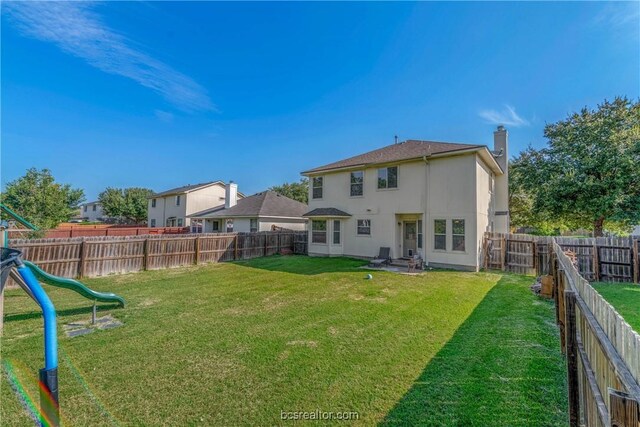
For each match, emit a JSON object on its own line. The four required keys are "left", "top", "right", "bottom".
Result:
{"left": 269, "top": 178, "right": 309, "bottom": 204}
{"left": 0, "top": 168, "right": 85, "bottom": 229}
{"left": 99, "top": 187, "right": 154, "bottom": 223}
{"left": 514, "top": 97, "right": 640, "bottom": 236}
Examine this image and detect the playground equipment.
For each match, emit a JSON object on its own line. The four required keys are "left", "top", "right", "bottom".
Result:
{"left": 0, "top": 205, "right": 125, "bottom": 426}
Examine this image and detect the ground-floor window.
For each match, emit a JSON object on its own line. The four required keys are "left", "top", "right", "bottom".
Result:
{"left": 212, "top": 220, "right": 220, "bottom": 232}
{"left": 356, "top": 219, "right": 371, "bottom": 236}
{"left": 250, "top": 218, "right": 258, "bottom": 232}
{"left": 150, "top": 219, "right": 156, "bottom": 228}
{"left": 333, "top": 220, "right": 341, "bottom": 244}
{"left": 452, "top": 219, "right": 465, "bottom": 251}
{"left": 191, "top": 219, "right": 203, "bottom": 233}
{"left": 166, "top": 217, "right": 176, "bottom": 227}
{"left": 417, "top": 220, "right": 423, "bottom": 249}
{"left": 226, "top": 219, "right": 234, "bottom": 232}
{"left": 434, "top": 219, "right": 446, "bottom": 250}
{"left": 312, "top": 220, "right": 327, "bottom": 243}
{"left": 177, "top": 218, "right": 184, "bottom": 227}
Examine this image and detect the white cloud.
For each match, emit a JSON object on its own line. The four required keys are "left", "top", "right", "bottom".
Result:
{"left": 594, "top": 2, "right": 640, "bottom": 29}
{"left": 478, "top": 105, "right": 530, "bottom": 127}
{"left": 4, "top": 2, "right": 214, "bottom": 112}
{"left": 154, "top": 110, "right": 175, "bottom": 123}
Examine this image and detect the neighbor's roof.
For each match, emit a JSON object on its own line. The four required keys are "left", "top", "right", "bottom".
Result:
{"left": 151, "top": 181, "right": 245, "bottom": 198}
{"left": 302, "top": 140, "right": 487, "bottom": 174}
{"left": 189, "top": 190, "right": 308, "bottom": 219}
{"left": 303, "top": 208, "right": 351, "bottom": 218}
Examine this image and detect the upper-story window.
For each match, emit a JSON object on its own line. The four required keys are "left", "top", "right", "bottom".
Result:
{"left": 377, "top": 166, "right": 398, "bottom": 189}
{"left": 312, "top": 177, "right": 323, "bottom": 199}
{"left": 176, "top": 195, "right": 181, "bottom": 206}
{"left": 151, "top": 198, "right": 157, "bottom": 208}
{"left": 84, "top": 205, "right": 88, "bottom": 212}
{"left": 350, "top": 171, "right": 363, "bottom": 197}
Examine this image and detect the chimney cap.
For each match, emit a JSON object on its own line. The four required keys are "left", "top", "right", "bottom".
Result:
{"left": 496, "top": 125, "right": 506, "bottom": 131}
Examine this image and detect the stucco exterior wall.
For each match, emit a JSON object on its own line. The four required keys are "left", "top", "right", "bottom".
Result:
{"left": 306, "top": 152, "right": 506, "bottom": 271}
{"left": 81, "top": 203, "right": 104, "bottom": 222}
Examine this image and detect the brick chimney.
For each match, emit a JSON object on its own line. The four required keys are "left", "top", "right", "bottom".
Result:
{"left": 225, "top": 181, "right": 238, "bottom": 209}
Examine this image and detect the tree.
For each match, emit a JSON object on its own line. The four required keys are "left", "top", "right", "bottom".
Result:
{"left": 99, "top": 187, "right": 154, "bottom": 223}
{"left": 513, "top": 97, "right": 640, "bottom": 236}
{"left": 0, "top": 168, "right": 85, "bottom": 229}
{"left": 269, "top": 178, "right": 309, "bottom": 204}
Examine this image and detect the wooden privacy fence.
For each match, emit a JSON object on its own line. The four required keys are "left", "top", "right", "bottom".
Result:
{"left": 7, "top": 226, "right": 189, "bottom": 239}
{"left": 551, "top": 241, "right": 640, "bottom": 427}
{"left": 8, "top": 231, "right": 308, "bottom": 279}
{"left": 484, "top": 232, "right": 639, "bottom": 283}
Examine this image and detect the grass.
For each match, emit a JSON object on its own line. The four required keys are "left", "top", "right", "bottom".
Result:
{"left": 1, "top": 256, "right": 567, "bottom": 425}
{"left": 592, "top": 282, "right": 640, "bottom": 333}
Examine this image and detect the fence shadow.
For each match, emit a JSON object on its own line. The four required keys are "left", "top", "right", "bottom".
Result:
{"left": 3, "top": 303, "right": 120, "bottom": 323}
{"left": 381, "top": 275, "right": 568, "bottom": 426}
{"left": 231, "top": 255, "right": 369, "bottom": 275}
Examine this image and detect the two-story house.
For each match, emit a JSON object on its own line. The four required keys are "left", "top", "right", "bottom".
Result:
{"left": 147, "top": 181, "right": 245, "bottom": 229}
{"left": 301, "top": 126, "right": 510, "bottom": 271}
{"left": 79, "top": 201, "right": 105, "bottom": 222}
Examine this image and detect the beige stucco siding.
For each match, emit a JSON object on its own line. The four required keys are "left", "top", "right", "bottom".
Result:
{"left": 147, "top": 184, "right": 228, "bottom": 227}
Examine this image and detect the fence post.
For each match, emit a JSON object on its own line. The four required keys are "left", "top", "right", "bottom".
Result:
{"left": 564, "top": 290, "right": 579, "bottom": 427}
{"left": 77, "top": 238, "right": 87, "bottom": 278}
{"left": 633, "top": 239, "right": 639, "bottom": 284}
{"left": 194, "top": 236, "right": 200, "bottom": 265}
{"left": 501, "top": 237, "right": 506, "bottom": 271}
{"left": 593, "top": 243, "right": 600, "bottom": 282}
{"left": 143, "top": 238, "right": 149, "bottom": 271}
{"left": 609, "top": 389, "right": 640, "bottom": 427}
{"left": 234, "top": 235, "right": 238, "bottom": 260}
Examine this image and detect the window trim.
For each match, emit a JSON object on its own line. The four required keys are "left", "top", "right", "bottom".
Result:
{"left": 312, "top": 177, "right": 323, "bottom": 200}
{"left": 176, "top": 195, "right": 181, "bottom": 206}
{"left": 151, "top": 198, "right": 157, "bottom": 208}
{"left": 356, "top": 219, "right": 371, "bottom": 236}
{"left": 434, "top": 219, "right": 447, "bottom": 251}
{"left": 150, "top": 219, "right": 156, "bottom": 228}
{"left": 452, "top": 219, "right": 466, "bottom": 252}
{"left": 377, "top": 166, "right": 399, "bottom": 190}
{"left": 311, "top": 220, "right": 327, "bottom": 244}
{"left": 350, "top": 170, "right": 364, "bottom": 197}
{"left": 250, "top": 218, "right": 258, "bottom": 233}
{"left": 417, "top": 219, "right": 423, "bottom": 250}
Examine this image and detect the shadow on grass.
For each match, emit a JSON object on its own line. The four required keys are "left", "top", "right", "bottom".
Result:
{"left": 231, "top": 255, "right": 369, "bottom": 275}
{"left": 381, "top": 275, "right": 568, "bottom": 426}
{"left": 4, "top": 303, "right": 121, "bottom": 323}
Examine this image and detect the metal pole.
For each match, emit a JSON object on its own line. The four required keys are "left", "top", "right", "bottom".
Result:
{"left": 92, "top": 301, "right": 97, "bottom": 325}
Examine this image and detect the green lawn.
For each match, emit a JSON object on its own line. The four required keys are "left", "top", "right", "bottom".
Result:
{"left": 592, "top": 282, "right": 640, "bottom": 333}
{"left": 1, "top": 256, "right": 567, "bottom": 426}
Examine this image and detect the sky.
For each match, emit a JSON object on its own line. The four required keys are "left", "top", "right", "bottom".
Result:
{"left": 2, "top": 1, "right": 639, "bottom": 200}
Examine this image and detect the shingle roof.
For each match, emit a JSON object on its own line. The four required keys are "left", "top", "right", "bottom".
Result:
{"left": 189, "top": 191, "right": 308, "bottom": 218}
{"left": 302, "top": 140, "right": 483, "bottom": 174}
{"left": 303, "top": 208, "right": 351, "bottom": 217}
{"left": 152, "top": 181, "right": 224, "bottom": 197}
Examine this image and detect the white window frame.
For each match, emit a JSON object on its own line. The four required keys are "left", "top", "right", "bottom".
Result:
{"left": 452, "top": 219, "right": 465, "bottom": 252}
{"left": 151, "top": 198, "right": 157, "bottom": 208}
{"left": 417, "top": 219, "right": 423, "bottom": 249}
{"left": 356, "top": 219, "right": 371, "bottom": 236}
{"left": 377, "top": 166, "right": 398, "bottom": 190}
{"left": 312, "top": 177, "right": 323, "bottom": 199}
{"left": 434, "top": 219, "right": 446, "bottom": 251}
{"left": 312, "top": 220, "right": 327, "bottom": 244}
{"left": 250, "top": 218, "right": 258, "bottom": 233}
{"left": 350, "top": 171, "right": 364, "bottom": 197}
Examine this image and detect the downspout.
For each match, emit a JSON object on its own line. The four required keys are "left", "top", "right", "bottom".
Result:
{"left": 423, "top": 155, "right": 430, "bottom": 262}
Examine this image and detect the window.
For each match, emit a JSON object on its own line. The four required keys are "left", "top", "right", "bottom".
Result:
{"left": 333, "top": 220, "right": 341, "bottom": 244}
{"left": 312, "top": 220, "right": 327, "bottom": 243}
{"left": 191, "top": 219, "right": 202, "bottom": 233}
{"left": 350, "top": 171, "right": 363, "bottom": 197}
{"left": 84, "top": 205, "right": 87, "bottom": 212}
{"left": 312, "top": 177, "right": 323, "bottom": 199}
{"left": 357, "top": 219, "right": 371, "bottom": 236}
{"left": 250, "top": 218, "right": 258, "bottom": 233}
{"left": 92, "top": 204, "right": 97, "bottom": 211}
{"left": 452, "top": 219, "right": 465, "bottom": 251}
{"left": 212, "top": 220, "right": 220, "bottom": 232}
{"left": 378, "top": 166, "right": 398, "bottom": 189}
{"left": 417, "top": 220, "right": 423, "bottom": 249}
{"left": 177, "top": 218, "right": 184, "bottom": 227}
{"left": 152, "top": 198, "right": 156, "bottom": 208}
{"left": 434, "top": 219, "right": 446, "bottom": 250}
{"left": 150, "top": 219, "right": 156, "bottom": 227}
{"left": 176, "top": 195, "right": 181, "bottom": 206}
{"left": 226, "top": 219, "right": 234, "bottom": 232}
{"left": 166, "top": 217, "right": 176, "bottom": 227}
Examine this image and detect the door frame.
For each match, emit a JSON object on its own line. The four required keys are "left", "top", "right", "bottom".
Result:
{"left": 403, "top": 220, "right": 418, "bottom": 258}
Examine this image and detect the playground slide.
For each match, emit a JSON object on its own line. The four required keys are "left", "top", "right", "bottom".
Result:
{"left": 23, "top": 260, "right": 125, "bottom": 307}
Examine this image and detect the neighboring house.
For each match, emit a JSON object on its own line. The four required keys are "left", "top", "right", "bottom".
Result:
{"left": 147, "top": 181, "right": 245, "bottom": 229}
{"left": 301, "top": 126, "right": 510, "bottom": 271}
{"left": 188, "top": 189, "right": 308, "bottom": 233}
{"left": 79, "top": 201, "right": 105, "bottom": 222}
{"left": 632, "top": 225, "right": 640, "bottom": 236}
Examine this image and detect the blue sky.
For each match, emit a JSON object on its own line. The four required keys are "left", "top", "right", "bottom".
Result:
{"left": 2, "top": 1, "right": 639, "bottom": 200}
